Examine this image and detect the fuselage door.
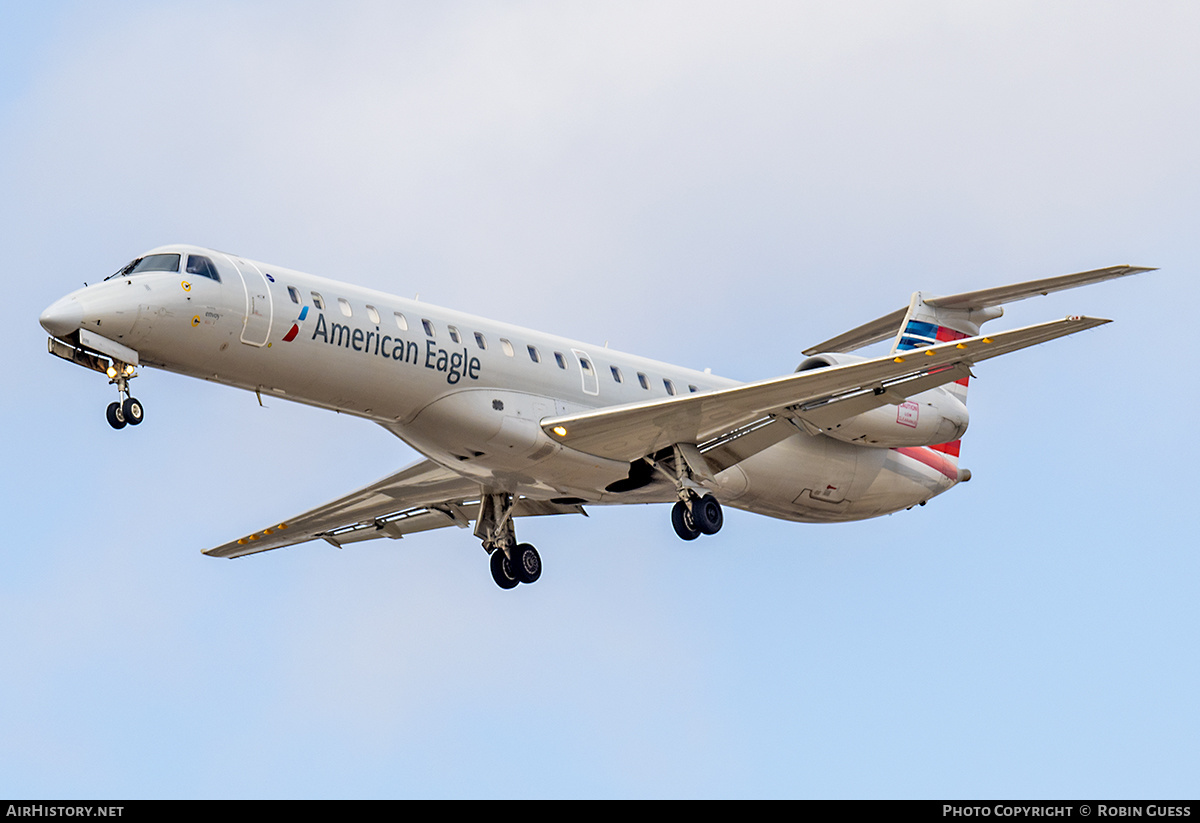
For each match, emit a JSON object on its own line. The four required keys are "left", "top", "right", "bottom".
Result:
{"left": 227, "top": 256, "right": 274, "bottom": 347}
{"left": 571, "top": 348, "right": 599, "bottom": 396}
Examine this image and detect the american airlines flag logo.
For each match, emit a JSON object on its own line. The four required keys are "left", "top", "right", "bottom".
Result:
{"left": 281, "top": 305, "right": 309, "bottom": 342}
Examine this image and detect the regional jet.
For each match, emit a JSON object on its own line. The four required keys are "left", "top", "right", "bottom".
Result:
{"left": 38, "top": 247, "right": 1150, "bottom": 588}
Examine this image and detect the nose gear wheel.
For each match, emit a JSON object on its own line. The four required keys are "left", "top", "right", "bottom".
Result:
{"left": 104, "top": 365, "right": 144, "bottom": 430}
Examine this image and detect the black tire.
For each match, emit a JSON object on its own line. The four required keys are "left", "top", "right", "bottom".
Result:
{"left": 514, "top": 543, "right": 542, "bottom": 584}
{"left": 490, "top": 549, "right": 519, "bottom": 589}
{"left": 694, "top": 494, "right": 723, "bottom": 535}
{"left": 671, "top": 500, "right": 701, "bottom": 541}
{"left": 122, "top": 397, "right": 144, "bottom": 426}
{"left": 106, "top": 401, "right": 126, "bottom": 430}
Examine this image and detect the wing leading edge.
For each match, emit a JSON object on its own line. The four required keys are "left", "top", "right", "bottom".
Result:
{"left": 540, "top": 315, "right": 1110, "bottom": 464}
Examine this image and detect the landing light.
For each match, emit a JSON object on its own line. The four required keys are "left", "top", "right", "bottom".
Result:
{"left": 552, "top": 426, "right": 568, "bottom": 437}
{"left": 106, "top": 365, "right": 117, "bottom": 378}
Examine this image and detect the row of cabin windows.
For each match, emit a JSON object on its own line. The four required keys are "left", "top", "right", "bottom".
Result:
{"left": 286, "top": 285, "right": 699, "bottom": 394}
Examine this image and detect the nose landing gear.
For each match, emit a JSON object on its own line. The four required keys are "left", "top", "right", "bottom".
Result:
{"left": 105, "top": 364, "right": 144, "bottom": 430}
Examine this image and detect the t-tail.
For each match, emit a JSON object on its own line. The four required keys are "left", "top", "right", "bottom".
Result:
{"left": 801, "top": 264, "right": 1157, "bottom": 465}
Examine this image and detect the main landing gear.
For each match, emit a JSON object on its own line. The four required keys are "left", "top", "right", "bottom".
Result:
{"left": 489, "top": 543, "right": 542, "bottom": 590}
{"left": 671, "top": 493, "right": 724, "bottom": 541}
{"left": 651, "top": 445, "right": 725, "bottom": 542}
{"left": 477, "top": 493, "right": 542, "bottom": 590}
{"left": 104, "top": 363, "right": 144, "bottom": 430}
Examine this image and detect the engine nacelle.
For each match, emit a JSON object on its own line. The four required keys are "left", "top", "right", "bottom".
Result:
{"left": 796, "top": 352, "right": 868, "bottom": 371}
{"left": 795, "top": 353, "right": 969, "bottom": 448}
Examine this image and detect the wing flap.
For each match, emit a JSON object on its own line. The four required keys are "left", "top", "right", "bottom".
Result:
{"left": 796, "top": 362, "right": 972, "bottom": 429}
{"left": 543, "top": 316, "right": 1109, "bottom": 463}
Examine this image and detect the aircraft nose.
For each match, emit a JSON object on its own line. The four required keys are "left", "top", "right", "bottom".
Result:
{"left": 39, "top": 296, "right": 84, "bottom": 338}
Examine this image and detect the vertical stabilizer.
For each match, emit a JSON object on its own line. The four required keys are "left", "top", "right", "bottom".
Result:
{"left": 890, "top": 291, "right": 1000, "bottom": 460}
{"left": 891, "top": 291, "right": 1005, "bottom": 355}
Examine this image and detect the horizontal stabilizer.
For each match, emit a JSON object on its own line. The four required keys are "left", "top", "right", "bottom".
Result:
{"left": 804, "top": 265, "right": 1152, "bottom": 355}
{"left": 924, "top": 265, "right": 1155, "bottom": 311}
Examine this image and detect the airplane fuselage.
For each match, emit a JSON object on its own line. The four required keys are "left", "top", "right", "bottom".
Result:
{"left": 41, "top": 244, "right": 965, "bottom": 529}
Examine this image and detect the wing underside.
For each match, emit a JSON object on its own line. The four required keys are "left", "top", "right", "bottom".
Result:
{"left": 203, "top": 458, "right": 584, "bottom": 559}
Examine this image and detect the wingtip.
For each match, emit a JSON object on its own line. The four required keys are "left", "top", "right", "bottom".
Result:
{"left": 1065, "top": 314, "right": 1112, "bottom": 327}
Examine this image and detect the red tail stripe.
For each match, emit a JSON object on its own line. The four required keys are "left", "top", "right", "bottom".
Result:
{"left": 930, "top": 440, "right": 961, "bottom": 457}
{"left": 895, "top": 446, "right": 958, "bottom": 480}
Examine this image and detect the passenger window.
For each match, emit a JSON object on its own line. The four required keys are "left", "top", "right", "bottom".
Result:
{"left": 637, "top": 372, "right": 649, "bottom": 390}
{"left": 311, "top": 292, "right": 325, "bottom": 310}
{"left": 500, "top": 338, "right": 514, "bottom": 357}
{"left": 527, "top": 345, "right": 540, "bottom": 363}
{"left": 554, "top": 352, "right": 567, "bottom": 370}
{"left": 448, "top": 325, "right": 461, "bottom": 344}
{"left": 338, "top": 298, "right": 352, "bottom": 317}
{"left": 422, "top": 319, "right": 435, "bottom": 338}
{"left": 610, "top": 366, "right": 623, "bottom": 383}
{"left": 580, "top": 357, "right": 593, "bottom": 374}
{"left": 394, "top": 312, "right": 408, "bottom": 331}
{"left": 366, "top": 305, "right": 381, "bottom": 325}
{"left": 287, "top": 286, "right": 301, "bottom": 304}
{"left": 664, "top": 379, "right": 677, "bottom": 396}
{"left": 474, "top": 332, "right": 487, "bottom": 350}
{"left": 186, "top": 255, "right": 220, "bottom": 281}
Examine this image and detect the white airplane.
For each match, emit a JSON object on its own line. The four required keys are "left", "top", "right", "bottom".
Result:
{"left": 39, "top": 246, "right": 1150, "bottom": 588}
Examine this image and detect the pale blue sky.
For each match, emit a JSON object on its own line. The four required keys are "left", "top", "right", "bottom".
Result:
{"left": 3, "top": 1, "right": 1197, "bottom": 798}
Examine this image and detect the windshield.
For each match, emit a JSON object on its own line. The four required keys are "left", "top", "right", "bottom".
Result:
{"left": 106, "top": 253, "right": 181, "bottom": 280}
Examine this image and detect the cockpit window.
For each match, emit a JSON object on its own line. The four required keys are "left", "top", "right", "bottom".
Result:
{"left": 106, "top": 253, "right": 181, "bottom": 280}
{"left": 131, "top": 254, "right": 180, "bottom": 274}
{"left": 186, "top": 255, "right": 220, "bottom": 282}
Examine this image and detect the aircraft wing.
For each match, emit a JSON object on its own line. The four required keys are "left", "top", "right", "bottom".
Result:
{"left": 204, "top": 458, "right": 584, "bottom": 559}
{"left": 541, "top": 315, "right": 1108, "bottom": 464}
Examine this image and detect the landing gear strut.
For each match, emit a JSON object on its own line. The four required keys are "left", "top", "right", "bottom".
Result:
{"left": 477, "top": 493, "right": 542, "bottom": 590}
{"left": 104, "top": 363, "right": 144, "bottom": 430}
